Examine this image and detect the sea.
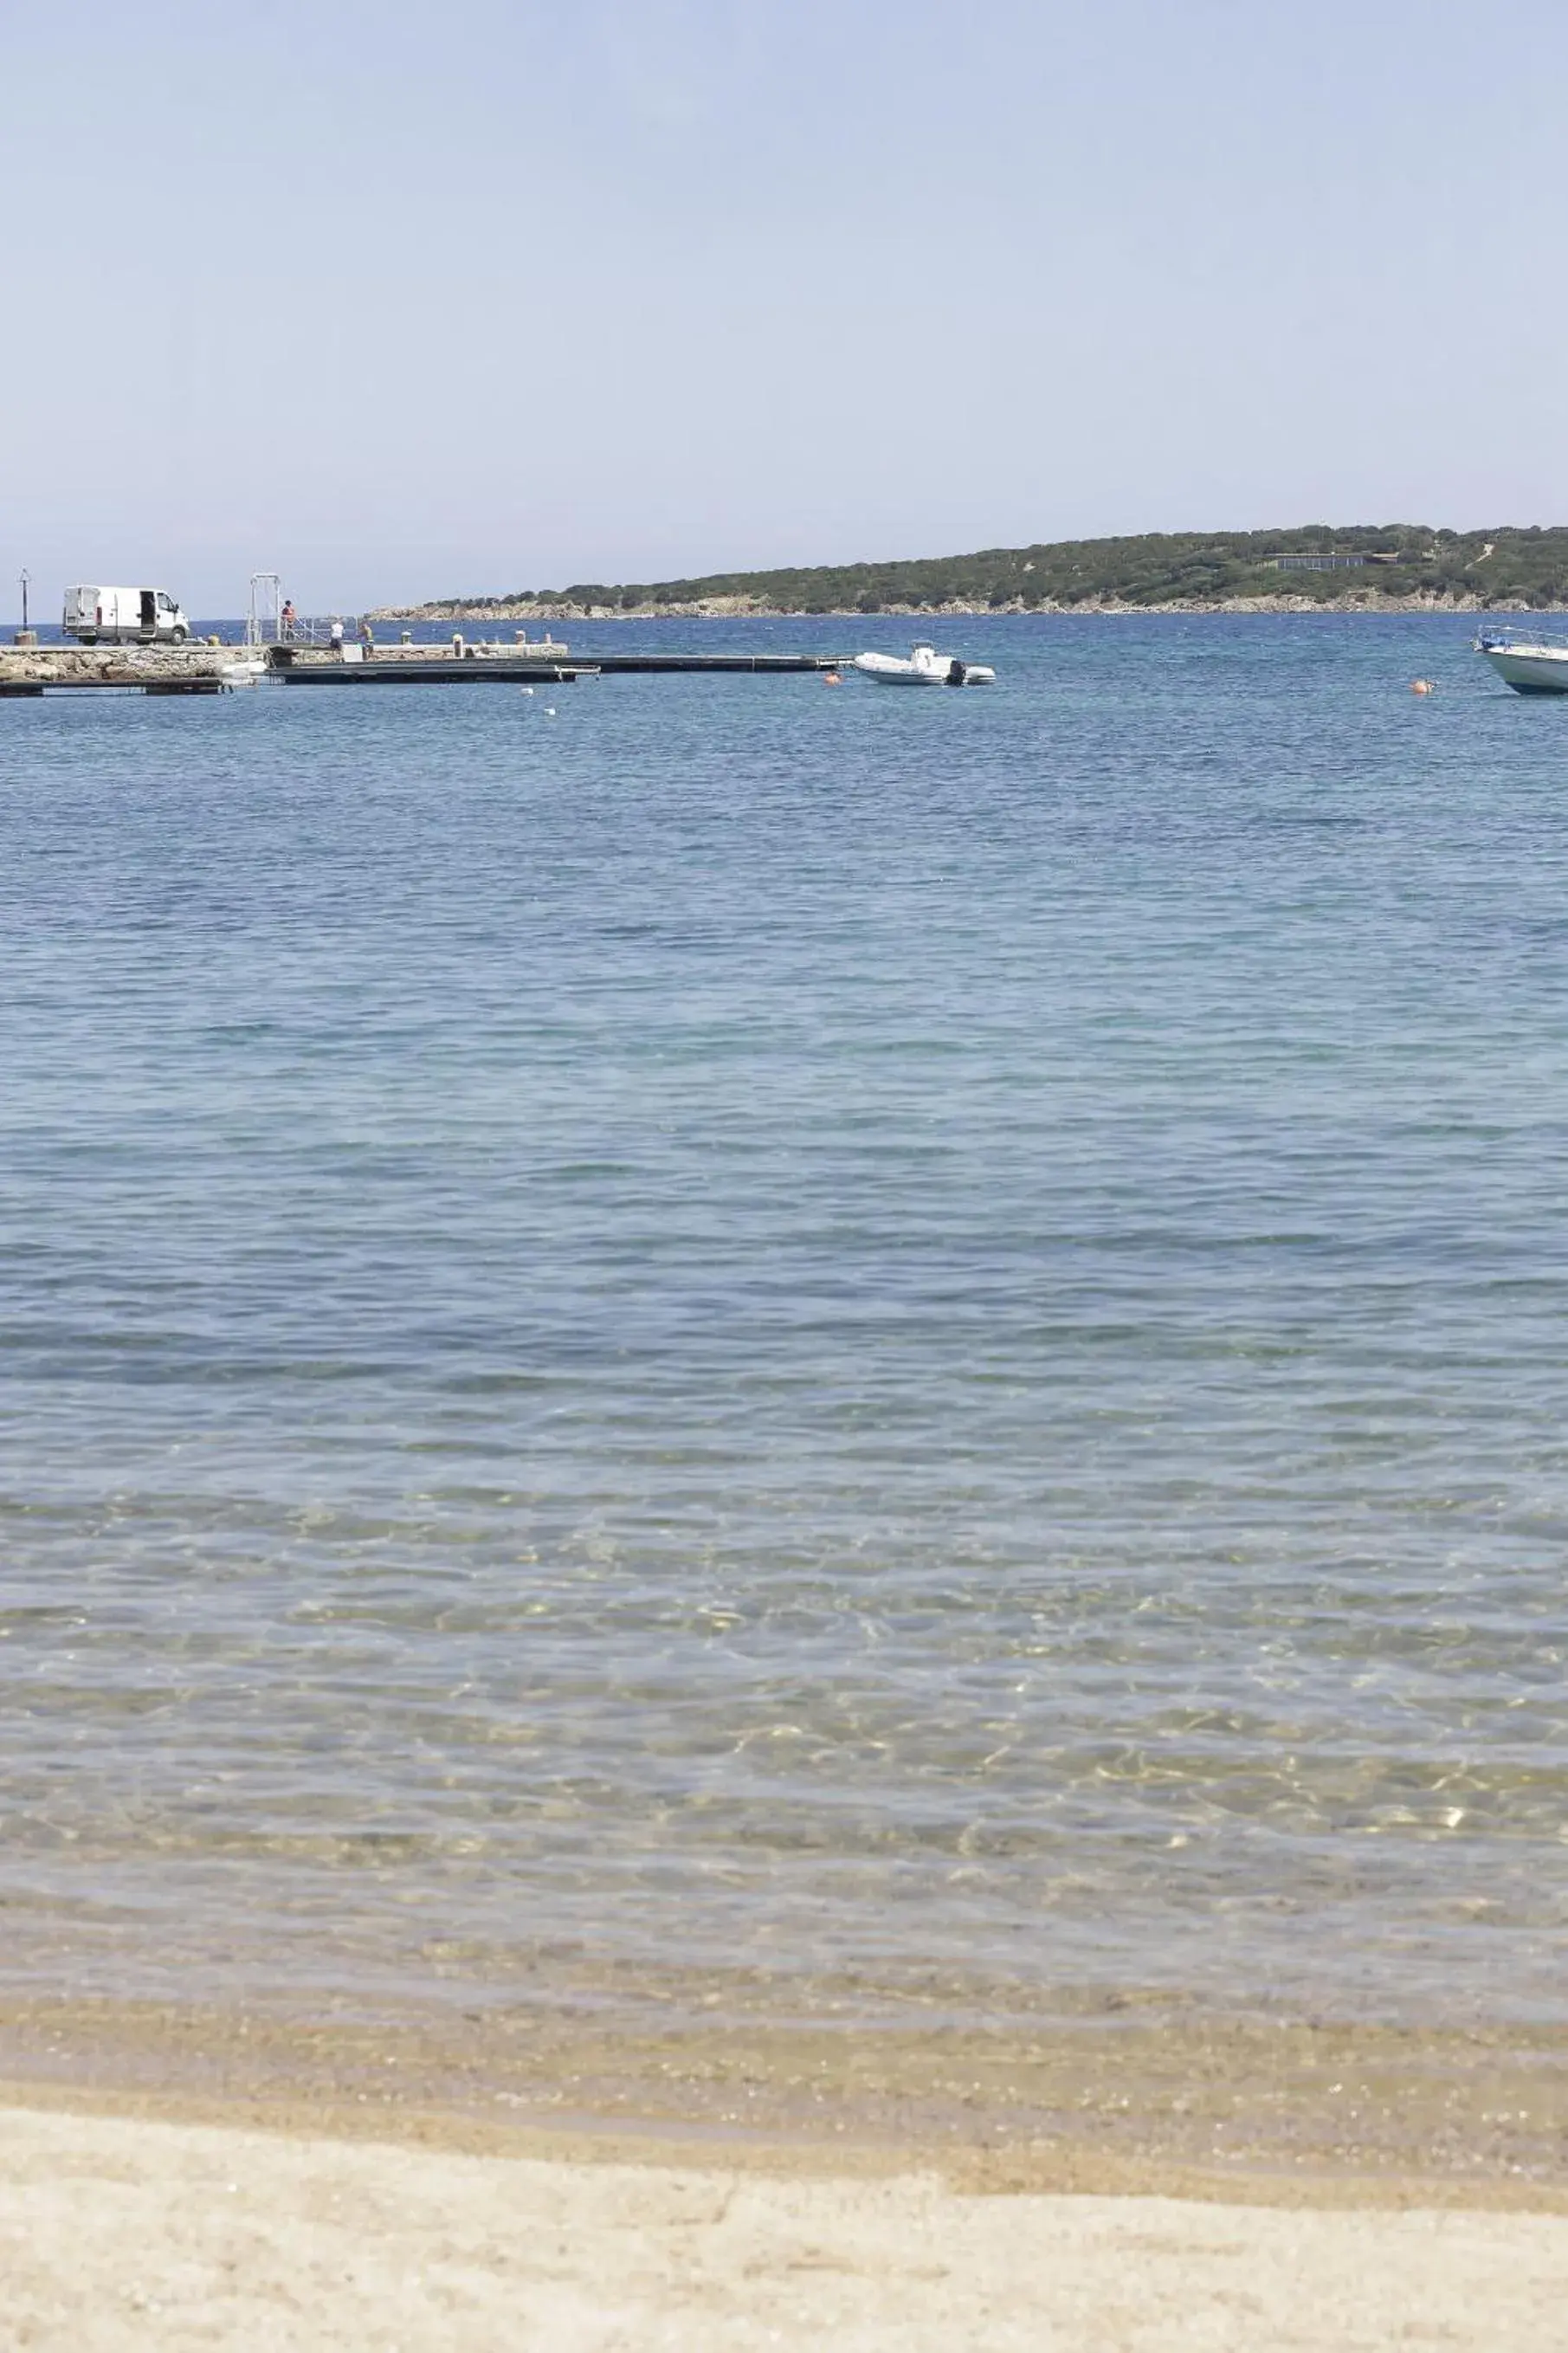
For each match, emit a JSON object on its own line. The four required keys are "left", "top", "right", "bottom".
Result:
{"left": 2, "top": 612, "right": 1564, "bottom": 2041}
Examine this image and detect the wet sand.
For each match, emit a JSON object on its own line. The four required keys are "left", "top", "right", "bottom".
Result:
{"left": 2, "top": 1989, "right": 1565, "bottom": 2196}
{"left": 3, "top": 2099, "right": 1566, "bottom": 2351}
{"left": 1, "top": 1993, "right": 1564, "bottom": 2344}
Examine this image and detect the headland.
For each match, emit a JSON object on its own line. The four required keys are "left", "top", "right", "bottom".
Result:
{"left": 371, "top": 521, "right": 1568, "bottom": 623}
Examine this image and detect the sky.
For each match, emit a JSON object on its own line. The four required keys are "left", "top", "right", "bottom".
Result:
{"left": 1, "top": 0, "right": 1565, "bottom": 613}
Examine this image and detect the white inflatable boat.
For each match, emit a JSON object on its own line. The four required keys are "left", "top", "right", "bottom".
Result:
{"left": 853, "top": 643, "right": 996, "bottom": 687}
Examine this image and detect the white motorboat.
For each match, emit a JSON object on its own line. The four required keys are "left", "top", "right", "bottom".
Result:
{"left": 1475, "top": 627, "right": 1568, "bottom": 695}
{"left": 853, "top": 642, "right": 996, "bottom": 687}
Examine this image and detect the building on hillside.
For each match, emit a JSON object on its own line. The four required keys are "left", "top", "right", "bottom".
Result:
{"left": 1264, "top": 552, "right": 1403, "bottom": 572}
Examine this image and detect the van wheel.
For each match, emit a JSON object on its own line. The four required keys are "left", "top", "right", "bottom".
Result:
{"left": 171, "top": 626, "right": 188, "bottom": 644}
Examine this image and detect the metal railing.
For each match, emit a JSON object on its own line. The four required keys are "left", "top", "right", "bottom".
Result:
{"left": 274, "top": 616, "right": 365, "bottom": 646}
{"left": 245, "top": 570, "right": 571, "bottom": 656}
{"left": 1474, "top": 624, "right": 1568, "bottom": 652}
{"left": 272, "top": 623, "right": 572, "bottom": 655}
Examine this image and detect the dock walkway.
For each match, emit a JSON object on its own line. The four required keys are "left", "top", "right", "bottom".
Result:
{"left": 0, "top": 640, "right": 854, "bottom": 696}
{"left": 272, "top": 647, "right": 847, "bottom": 684}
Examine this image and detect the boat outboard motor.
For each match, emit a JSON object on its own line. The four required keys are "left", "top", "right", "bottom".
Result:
{"left": 946, "top": 658, "right": 966, "bottom": 686}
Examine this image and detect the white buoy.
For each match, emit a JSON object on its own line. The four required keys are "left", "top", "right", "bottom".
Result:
{"left": 519, "top": 685, "right": 534, "bottom": 695}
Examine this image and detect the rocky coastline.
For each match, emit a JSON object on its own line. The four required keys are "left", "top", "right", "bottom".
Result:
{"left": 370, "top": 590, "right": 1536, "bottom": 624}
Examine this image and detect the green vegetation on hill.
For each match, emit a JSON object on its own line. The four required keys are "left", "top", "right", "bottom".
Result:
{"left": 424, "top": 526, "right": 1568, "bottom": 613}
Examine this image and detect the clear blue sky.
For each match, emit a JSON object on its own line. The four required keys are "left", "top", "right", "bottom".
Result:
{"left": 2, "top": 0, "right": 1563, "bottom": 612}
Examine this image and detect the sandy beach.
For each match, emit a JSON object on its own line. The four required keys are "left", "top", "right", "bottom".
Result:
{"left": 1, "top": 2099, "right": 1563, "bottom": 2352}
{"left": 2, "top": 2004, "right": 1564, "bottom": 2350}
{"left": 3, "top": 2098, "right": 1568, "bottom": 2353}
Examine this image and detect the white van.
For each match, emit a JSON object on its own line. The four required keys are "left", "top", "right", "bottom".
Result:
{"left": 62, "top": 585, "right": 191, "bottom": 644}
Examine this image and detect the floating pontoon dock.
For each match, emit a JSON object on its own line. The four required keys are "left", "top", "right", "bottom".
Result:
{"left": 574, "top": 651, "right": 849, "bottom": 675}
{"left": 270, "top": 648, "right": 847, "bottom": 684}
{"left": 0, "top": 642, "right": 851, "bottom": 695}
{"left": 274, "top": 655, "right": 589, "bottom": 686}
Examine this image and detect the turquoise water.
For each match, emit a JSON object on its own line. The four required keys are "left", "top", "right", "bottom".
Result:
{"left": 1, "top": 615, "right": 1564, "bottom": 2025}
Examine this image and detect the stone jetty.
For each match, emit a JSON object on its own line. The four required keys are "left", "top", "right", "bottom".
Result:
{"left": 0, "top": 643, "right": 255, "bottom": 695}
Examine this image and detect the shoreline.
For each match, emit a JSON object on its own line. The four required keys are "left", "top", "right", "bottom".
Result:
{"left": 367, "top": 594, "right": 1552, "bottom": 623}
{"left": 3, "top": 1990, "right": 1562, "bottom": 2207}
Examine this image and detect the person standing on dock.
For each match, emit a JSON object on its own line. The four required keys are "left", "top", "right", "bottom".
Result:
{"left": 359, "top": 619, "right": 374, "bottom": 652}
{"left": 280, "top": 598, "right": 296, "bottom": 640}
{"left": 329, "top": 617, "right": 344, "bottom": 651}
